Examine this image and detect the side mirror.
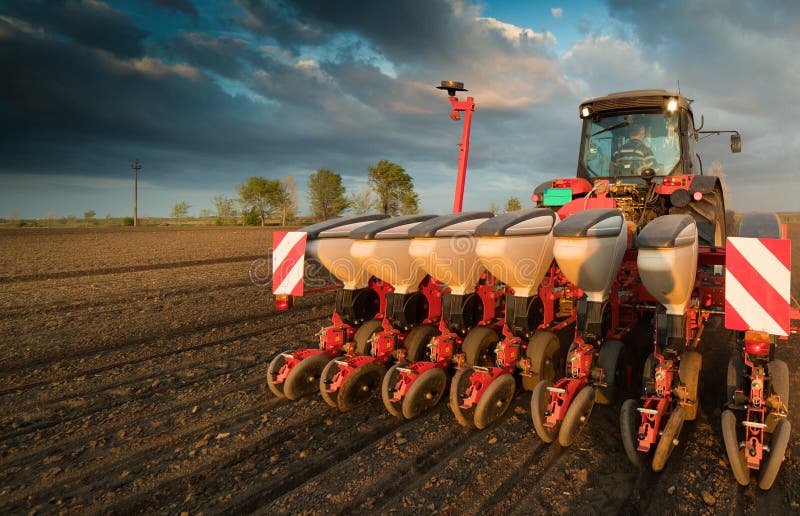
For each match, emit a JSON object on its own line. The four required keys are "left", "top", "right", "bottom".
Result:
{"left": 730, "top": 133, "right": 742, "bottom": 153}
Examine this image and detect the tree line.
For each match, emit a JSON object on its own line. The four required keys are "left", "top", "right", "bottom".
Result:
{"left": 201, "top": 159, "right": 421, "bottom": 226}
{"left": 171, "top": 158, "right": 523, "bottom": 226}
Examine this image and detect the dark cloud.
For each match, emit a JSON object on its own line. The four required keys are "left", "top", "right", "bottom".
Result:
{"left": 3, "top": 0, "right": 149, "bottom": 57}
{"left": 147, "top": 0, "right": 198, "bottom": 17}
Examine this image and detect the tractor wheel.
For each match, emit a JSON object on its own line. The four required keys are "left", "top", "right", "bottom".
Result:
{"left": 671, "top": 186, "right": 725, "bottom": 247}
{"left": 462, "top": 326, "right": 499, "bottom": 367}
{"left": 768, "top": 360, "right": 790, "bottom": 406}
{"left": 620, "top": 399, "right": 644, "bottom": 468}
{"left": 531, "top": 380, "right": 558, "bottom": 443}
{"left": 652, "top": 405, "right": 685, "bottom": 472}
{"left": 267, "top": 352, "right": 292, "bottom": 398}
{"left": 721, "top": 409, "right": 750, "bottom": 486}
{"left": 284, "top": 353, "right": 330, "bottom": 400}
{"left": 642, "top": 354, "right": 657, "bottom": 395}
{"left": 402, "top": 367, "right": 448, "bottom": 420}
{"left": 678, "top": 351, "right": 702, "bottom": 421}
{"left": 758, "top": 419, "right": 791, "bottom": 490}
{"left": 523, "top": 330, "right": 562, "bottom": 391}
{"left": 450, "top": 366, "right": 476, "bottom": 428}
{"left": 337, "top": 362, "right": 386, "bottom": 412}
{"left": 354, "top": 319, "right": 384, "bottom": 356}
{"left": 320, "top": 359, "right": 341, "bottom": 408}
{"left": 558, "top": 386, "right": 595, "bottom": 447}
{"left": 404, "top": 324, "right": 439, "bottom": 362}
{"left": 595, "top": 339, "right": 624, "bottom": 405}
{"left": 726, "top": 354, "right": 745, "bottom": 405}
{"left": 474, "top": 373, "right": 515, "bottom": 430}
{"left": 381, "top": 363, "right": 405, "bottom": 417}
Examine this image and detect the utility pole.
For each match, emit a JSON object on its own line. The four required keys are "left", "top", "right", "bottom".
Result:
{"left": 131, "top": 159, "right": 142, "bottom": 227}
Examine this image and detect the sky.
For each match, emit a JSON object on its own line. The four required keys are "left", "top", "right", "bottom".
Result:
{"left": 1, "top": 0, "right": 798, "bottom": 219}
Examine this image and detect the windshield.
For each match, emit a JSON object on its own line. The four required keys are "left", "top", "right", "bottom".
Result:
{"left": 580, "top": 112, "right": 681, "bottom": 178}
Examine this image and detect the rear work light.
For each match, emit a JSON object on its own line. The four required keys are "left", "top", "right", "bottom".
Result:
{"left": 275, "top": 294, "right": 294, "bottom": 311}
{"left": 744, "top": 330, "right": 771, "bottom": 356}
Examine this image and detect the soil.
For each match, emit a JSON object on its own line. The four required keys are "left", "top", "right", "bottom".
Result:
{"left": 1, "top": 225, "right": 799, "bottom": 515}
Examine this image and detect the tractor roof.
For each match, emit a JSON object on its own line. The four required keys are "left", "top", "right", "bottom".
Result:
{"left": 580, "top": 89, "right": 692, "bottom": 116}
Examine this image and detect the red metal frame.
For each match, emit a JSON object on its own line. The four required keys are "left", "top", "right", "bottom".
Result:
{"left": 445, "top": 94, "right": 476, "bottom": 213}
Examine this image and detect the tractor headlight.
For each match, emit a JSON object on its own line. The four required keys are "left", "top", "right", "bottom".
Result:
{"left": 581, "top": 106, "right": 591, "bottom": 118}
{"left": 666, "top": 98, "right": 678, "bottom": 112}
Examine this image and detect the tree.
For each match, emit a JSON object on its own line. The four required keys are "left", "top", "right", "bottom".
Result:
{"left": 83, "top": 210, "right": 96, "bottom": 221}
{"left": 199, "top": 208, "right": 213, "bottom": 218}
{"left": 276, "top": 175, "right": 298, "bottom": 225}
{"left": 212, "top": 194, "right": 236, "bottom": 225}
{"left": 237, "top": 177, "right": 282, "bottom": 226}
{"left": 367, "top": 160, "right": 419, "bottom": 215}
{"left": 348, "top": 184, "right": 374, "bottom": 215}
{"left": 308, "top": 169, "right": 349, "bottom": 221}
{"left": 488, "top": 201, "right": 500, "bottom": 215}
{"left": 504, "top": 196, "right": 522, "bottom": 212}
{"left": 171, "top": 201, "right": 190, "bottom": 219}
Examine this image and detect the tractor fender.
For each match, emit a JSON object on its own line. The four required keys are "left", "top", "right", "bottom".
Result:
{"left": 688, "top": 175, "right": 720, "bottom": 195}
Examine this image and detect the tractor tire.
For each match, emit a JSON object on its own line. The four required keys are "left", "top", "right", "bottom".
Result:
{"left": 620, "top": 399, "right": 644, "bottom": 468}
{"left": 652, "top": 405, "right": 685, "bottom": 472}
{"left": 768, "top": 360, "right": 790, "bottom": 407}
{"left": 381, "top": 363, "right": 405, "bottom": 418}
{"left": 595, "top": 339, "right": 624, "bottom": 405}
{"left": 726, "top": 354, "right": 745, "bottom": 405}
{"left": 284, "top": 353, "right": 330, "bottom": 400}
{"left": 474, "top": 373, "right": 515, "bottom": 430}
{"left": 267, "top": 352, "right": 291, "bottom": 398}
{"left": 462, "top": 326, "right": 499, "bottom": 367}
{"left": 758, "top": 419, "right": 791, "bottom": 490}
{"left": 404, "top": 324, "right": 439, "bottom": 362}
{"left": 678, "top": 351, "right": 702, "bottom": 421}
{"left": 450, "top": 366, "right": 476, "bottom": 428}
{"left": 402, "top": 367, "right": 447, "bottom": 420}
{"left": 523, "top": 330, "right": 562, "bottom": 391}
{"left": 558, "top": 386, "right": 595, "bottom": 447}
{"left": 337, "top": 361, "right": 386, "bottom": 412}
{"left": 722, "top": 409, "right": 750, "bottom": 486}
{"left": 354, "top": 319, "right": 384, "bottom": 356}
{"left": 670, "top": 186, "right": 725, "bottom": 247}
{"left": 320, "top": 359, "right": 341, "bottom": 408}
{"left": 531, "top": 380, "right": 558, "bottom": 443}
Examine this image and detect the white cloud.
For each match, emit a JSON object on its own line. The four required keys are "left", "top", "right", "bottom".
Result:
{"left": 551, "top": 7, "right": 563, "bottom": 19}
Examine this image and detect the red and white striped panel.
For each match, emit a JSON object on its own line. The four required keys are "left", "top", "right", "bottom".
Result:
{"left": 725, "top": 237, "right": 791, "bottom": 336}
{"left": 272, "top": 231, "right": 307, "bottom": 296}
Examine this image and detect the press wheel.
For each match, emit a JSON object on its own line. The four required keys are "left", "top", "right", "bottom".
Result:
{"left": 721, "top": 409, "right": 750, "bottom": 486}
{"left": 267, "top": 352, "right": 292, "bottom": 398}
{"left": 620, "top": 398, "right": 644, "bottom": 468}
{"left": 381, "top": 363, "right": 405, "bottom": 417}
{"left": 320, "top": 359, "right": 342, "bottom": 408}
{"left": 678, "top": 351, "right": 702, "bottom": 421}
{"left": 337, "top": 361, "right": 386, "bottom": 411}
{"left": 450, "top": 366, "right": 476, "bottom": 428}
{"left": 531, "top": 379, "right": 558, "bottom": 443}
{"left": 474, "top": 373, "right": 515, "bottom": 430}
{"left": 558, "top": 385, "right": 595, "bottom": 447}
{"left": 404, "top": 324, "right": 439, "bottom": 362}
{"left": 402, "top": 367, "right": 448, "bottom": 420}
{"left": 462, "top": 327, "right": 499, "bottom": 367}
{"left": 652, "top": 405, "right": 685, "bottom": 472}
{"left": 758, "top": 418, "right": 790, "bottom": 490}
{"left": 523, "top": 330, "right": 561, "bottom": 391}
{"left": 354, "top": 319, "right": 384, "bottom": 355}
{"left": 284, "top": 353, "right": 330, "bottom": 400}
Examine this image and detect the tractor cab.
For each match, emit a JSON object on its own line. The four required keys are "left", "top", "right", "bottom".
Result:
{"left": 576, "top": 90, "right": 697, "bottom": 180}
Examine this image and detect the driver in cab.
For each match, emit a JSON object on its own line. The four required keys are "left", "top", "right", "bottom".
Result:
{"left": 613, "top": 123, "right": 657, "bottom": 174}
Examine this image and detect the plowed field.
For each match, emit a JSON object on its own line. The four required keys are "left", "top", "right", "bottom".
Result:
{"left": 1, "top": 225, "right": 799, "bottom": 514}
